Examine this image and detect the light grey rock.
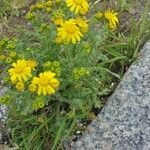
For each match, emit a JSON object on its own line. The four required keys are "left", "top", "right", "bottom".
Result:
{"left": 0, "top": 87, "right": 7, "bottom": 143}
{"left": 0, "top": 87, "right": 7, "bottom": 122}
{"left": 72, "top": 42, "right": 150, "bottom": 150}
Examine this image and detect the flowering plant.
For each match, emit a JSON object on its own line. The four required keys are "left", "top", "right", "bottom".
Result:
{"left": 0, "top": 0, "right": 140, "bottom": 149}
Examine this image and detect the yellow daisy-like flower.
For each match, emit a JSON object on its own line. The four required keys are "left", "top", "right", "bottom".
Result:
{"left": 31, "top": 71, "right": 59, "bottom": 96}
{"left": 27, "top": 60, "right": 37, "bottom": 70}
{"left": 104, "top": 10, "right": 119, "bottom": 29}
{"left": 75, "top": 17, "right": 89, "bottom": 33}
{"left": 66, "top": 0, "right": 89, "bottom": 15}
{"left": 57, "top": 19, "right": 83, "bottom": 44}
{"left": 16, "top": 82, "right": 24, "bottom": 91}
{"left": 8, "top": 59, "right": 32, "bottom": 83}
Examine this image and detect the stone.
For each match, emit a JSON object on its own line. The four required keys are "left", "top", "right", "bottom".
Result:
{"left": 0, "top": 87, "right": 7, "bottom": 122}
{"left": 71, "top": 42, "right": 150, "bottom": 150}
{"left": 0, "top": 87, "right": 7, "bottom": 144}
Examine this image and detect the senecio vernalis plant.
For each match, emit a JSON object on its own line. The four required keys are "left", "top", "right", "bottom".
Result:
{"left": 0, "top": 0, "right": 119, "bottom": 149}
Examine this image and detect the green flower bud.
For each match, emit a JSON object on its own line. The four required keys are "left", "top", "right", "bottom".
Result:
{"left": 86, "top": 70, "right": 90, "bottom": 76}
{"left": 32, "top": 103, "right": 38, "bottom": 110}
{"left": 26, "top": 12, "right": 36, "bottom": 20}
{"left": 43, "top": 61, "right": 51, "bottom": 68}
{"left": 36, "top": 96, "right": 43, "bottom": 102}
{"left": 53, "top": 61, "right": 60, "bottom": 67}
{"left": 74, "top": 74, "right": 80, "bottom": 80}
{"left": 78, "top": 67, "right": 86, "bottom": 76}
{"left": 73, "top": 68, "right": 78, "bottom": 74}
{"left": 37, "top": 101, "right": 44, "bottom": 108}
{"left": 6, "top": 57, "right": 13, "bottom": 63}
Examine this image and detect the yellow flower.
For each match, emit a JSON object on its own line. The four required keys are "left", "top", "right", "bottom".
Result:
{"left": 57, "top": 19, "right": 83, "bottom": 44}
{"left": 8, "top": 59, "right": 32, "bottom": 83}
{"left": 27, "top": 60, "right": 37, "bottom": 70}
{"left": 31, "top": 71, "right": 60, "bottom": 96}
{"left": 75, "top": 17, "right": 89, "bottom": 33}
{"left": 16, "top": 82, "right": 24, "bottom": 91}
{"left": 104, "top": 10, "right": 119, "bottom": 29}
{"left": 29, "top": 84, "right": 37, "bottom": 92}
{"left": 66, "top": 0, "right": 89, "bottom": 15}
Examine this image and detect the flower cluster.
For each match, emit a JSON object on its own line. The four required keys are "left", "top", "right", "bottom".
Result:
{"left": 43, "top": 61, "right": 61, "bottom": 77}
{"left": 39, "top": 23, "right": 50, "bottom": 32}
{"left": 32, "top": 97, "right": 45, "bottom": 110}
{"left": 26, "top": 0, "right": 53, "bottom": 20}
{"left": 73, "top": 67, "right": 90, "bottom": 80}
{"left": 8, "top": 59, "right": 59, "bottom": 96}
{"left": 0, "top": 37, "right": 17, "bottom": 63}
{"left": 82, "top": 42, "right": 92, "bottom": 54}
{"left": 31, "top": 0, "right": 52, "bottom": 13}
{"left": 0, "top": 94, "right": 10, "bottom": 105}
{"left": 51, "top": 10, "right": 64, "bottom": 26}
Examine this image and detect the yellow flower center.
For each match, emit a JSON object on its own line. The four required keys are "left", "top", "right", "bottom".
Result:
{"left": 65, "top": 24, "right": 76, "bottom": 34}
{"left": 15, "top": 67, "right": 24, "bottom": 74}
{"left": 39, "top": 76, "right": 49, "bottom": 86}
{"left": 74, "top": 0, "right": 82, "bottom": 5}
